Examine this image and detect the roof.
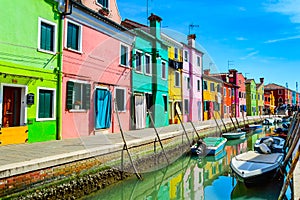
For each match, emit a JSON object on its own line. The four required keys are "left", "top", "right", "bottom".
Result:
{"left": 264, "top": 83, "right": 286, "bottom": 90}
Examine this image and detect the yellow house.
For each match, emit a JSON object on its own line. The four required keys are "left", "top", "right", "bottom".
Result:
{"left": 256, "top": 78, "right": 265, "bottom": 115}
{"left": 203, "top": 70, "right": 223, "bottom": 120}
{"left": 162, "top": 34, "right": 183, "bottom": 124}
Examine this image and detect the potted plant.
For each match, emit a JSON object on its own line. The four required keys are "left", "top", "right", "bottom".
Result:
{"left": 74, "top": 100, "right": 81, "bottom": 110}
{"left": 99, "top": 7, "right": 109, "bottom": 16}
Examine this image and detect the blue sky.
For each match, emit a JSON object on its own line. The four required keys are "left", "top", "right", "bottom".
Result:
{"left": 117, "top": 0, "right": 300, "bottom": 91}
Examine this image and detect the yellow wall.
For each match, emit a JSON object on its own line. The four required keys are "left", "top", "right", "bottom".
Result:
{"left": 203, "top": 78, "right": 221, "bottom": 120}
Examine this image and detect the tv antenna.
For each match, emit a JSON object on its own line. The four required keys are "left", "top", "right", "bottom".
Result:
{"left": 227, "top": 60, "right": 234, "bottom": 70}
{"left": 146, "top": 0, "right": 153, "bottom": 25}
{"left": 189, "top": 23, "right": 199, "bottom": 34}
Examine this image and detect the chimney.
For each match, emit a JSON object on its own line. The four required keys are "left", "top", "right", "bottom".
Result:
{"left": 188, "top": 34, "right": 196, "bottom": 48}
{"left": 148, "top": 13, "right": 162, "bottom": 40}
{"left": 260, "top": 78, "right": 264, "bottom": 84}
{"left": 204, "top": 69, "right": 210, "bottom": 75}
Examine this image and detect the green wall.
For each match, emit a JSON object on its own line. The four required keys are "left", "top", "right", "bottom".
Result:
{"left": 246, "top": 80, "right": 257, "bottom": 116}
{"left": 0, "top": 0, "right": 60, "bottom": 143}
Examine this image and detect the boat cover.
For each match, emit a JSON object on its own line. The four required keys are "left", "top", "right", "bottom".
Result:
{"left": 235, "top": 151, "right": 283, "bottom": 164}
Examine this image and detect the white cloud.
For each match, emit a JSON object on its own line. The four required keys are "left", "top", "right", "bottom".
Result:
{"left": 239, "top": 7, "right": 246, "bottom": 11}
{"left": 265, "top": 0, "right": 300, "bottom": 23}
{"left": 240, "top": 51, "right": 259, "bottom": 60}
{"left": 264, "top": 35, "right": 300, "bottom": 43}
{"left": 236, "top": 37, "right": 247, "bottom": 41}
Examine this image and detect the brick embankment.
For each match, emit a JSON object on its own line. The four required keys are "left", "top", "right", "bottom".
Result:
{"left": 0, "top": 116, "right": 265, "bottom": 199}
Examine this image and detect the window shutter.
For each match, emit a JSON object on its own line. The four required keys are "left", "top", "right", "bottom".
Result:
{"left": 84, "top": 84, "right": 91, "bottom": 109}
{"left": 66, "top": 81, "right": 74, "bottom": 109}
{"left": 39, "top": 92, "right": 45, "bottom": 118}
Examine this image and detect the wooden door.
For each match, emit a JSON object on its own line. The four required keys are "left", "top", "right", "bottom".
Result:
{"left": 2, "top": 87, "right": 21, "bottom": 127}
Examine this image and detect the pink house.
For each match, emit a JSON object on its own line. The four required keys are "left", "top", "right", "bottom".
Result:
{"left": 61, "top": 1, "right": 134, "bottom": 138}
{"left": 237, "top": 73, "right": 246, "bottom": 117}
{"left": 182, "top": 34, "right": 203, "bottom": 122}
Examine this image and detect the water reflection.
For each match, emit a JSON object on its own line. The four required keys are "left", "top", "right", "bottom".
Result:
{"left": 82, "top": 125, "right": 290, "bottom": 200}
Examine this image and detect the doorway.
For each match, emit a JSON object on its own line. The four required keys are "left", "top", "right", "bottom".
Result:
{"left": 2, "top": 86, "right": 22, "bottom": 127}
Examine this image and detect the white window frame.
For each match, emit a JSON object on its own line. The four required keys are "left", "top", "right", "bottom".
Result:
{"left": 65, "top": 19, "right": 83, "bottom": 53}
{"left": 38, "top": 17, "right": 57, "bottom": 54}
{"left": 135, "top": 50, "right": 143, "bottom": 73}
{"left": 145, "top": 53, "right": 152, "bottom": 76}
{"left": 184, "top": 99, "right": 189, "bottom": 114}
{"left": 36, "top": 87, "right": 56, "bottom": 121}
{"left": 175, "top": 71, "right": 180, "bottom": 87}
{"left": 197, "top": 56, "right": 201, "bottom": 67}
{"left": 115, "top": 87, "right": 126, "bottom": 112}
{"left": 120, "top": 43, "right": 130, "bottom": 67}
{"left": 68, "top": 79, "right": 90, "bottom": 112}
{"left": 197, "top": 79, "right": 200, "bottom": 91}
{"left": 96, "top": 0, "right": 109, "bottom": 8}
{"left": 184, "top": 50, "right": 188, "bottom": 62}
{"left": 161, "top": 61, "right": 167, "bottom": 80}
{"left": 187, "top": 77, "right": 190, "bottom": 89}
{"left": 174, "top": 47, "right": 179, "bottom": 60}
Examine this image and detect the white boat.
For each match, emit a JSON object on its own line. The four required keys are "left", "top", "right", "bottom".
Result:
{"left": 230, "top": 151, "right": 284, "bottom": 187}
{"left": 222, "top": 131, "right": 246, "bottom": 140}
{"left": 254, "top": 136, "right": 285, "bottom": 153}
{"left": 262, "top": 118, "right": 275, "bottom": 125}
{"left": 274, "top": 117, "right": 283, "bottom": 123}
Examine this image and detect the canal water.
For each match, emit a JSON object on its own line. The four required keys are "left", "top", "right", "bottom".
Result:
{"left": 82, "top": 125, "right": 291, "bottom": 200}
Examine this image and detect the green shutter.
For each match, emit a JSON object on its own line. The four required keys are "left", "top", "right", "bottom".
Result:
{"left": 41, "top": 22, "right": 54, "bottom": 51}
{"left": 83, "top": 84, "right": 91, "bottom": 109}
{"left": 67, "top": 23, "right": 79, "bottom": 50}
{"left": 44, "top": 91, "right": 52, "bottom": 118}
{"left": 39, "top": 92, "right": 45, "bottom": 118}
{"left": 67, "top": 81, "right": 74, "bottom": 109}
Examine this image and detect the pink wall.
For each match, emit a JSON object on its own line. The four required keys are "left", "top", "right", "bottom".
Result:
{"left": 62, "top": 20, "right": 131, "bottom": 138}
{"left": 238, "top": 73, "right": 246, "bottom": 117}
{"left": 182, "top": 46, "right": 190, "bottom": 122}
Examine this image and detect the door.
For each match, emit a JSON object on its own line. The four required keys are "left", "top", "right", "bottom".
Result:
{"left": 2, "top": 86, "right": 21, "bottom": 127}
{"left": 95, "top": 89, "right": 111, "bottom": 129}
{"left": 134, "top": 95, "right": 146, "bottom": 129}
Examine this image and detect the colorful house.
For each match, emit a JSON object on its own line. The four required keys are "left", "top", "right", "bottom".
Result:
{"left": 162, "top": 35, "right": 183, "bottom": 124}
{"left": 264, "top": 83, "right": 288, "bottom": 107}
{"left": 122, "top": 14, "right": 169, "bottom": 128}
{"left": 61, "top": 0, "right": 135, "bottom": 138}
{"left": 256, "top": 78, "right": 264, "bottom": 116}
{"left": 0, "top": 0, "right": 62, "bottom": 145}
{"left": 237, "top": 73, "right": 246, "bottom": 117}
{"left": 203, "top": 70, "right": 223, "bottom": 120}
{"left": 182, "top": 34, "right": 203, "bottom": 122}
{"left": 264, "top": 90, "right": 275, "bottom": 115}
{"left": 245, "top": 79, "right": 257, "bottom": 116}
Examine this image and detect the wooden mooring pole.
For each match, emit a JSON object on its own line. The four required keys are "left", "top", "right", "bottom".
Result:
{"left": 211, "top": 109, "right": 222, "bottom": 136}
{"left": 175, "top": 108, "right": 192, "bottom": 146}
{"left": 217, "top": 111, "right": 228, "bottom": 133}
{"left": 148, "top": 110, "right": 170, "bottom": 165}
{"left": 229, "top": 115, "right": 237, "bottom": 130}
{"left": 114, "top": 100, "right": 142, "bottom": 180}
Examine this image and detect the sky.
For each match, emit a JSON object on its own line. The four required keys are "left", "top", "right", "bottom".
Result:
{"left": 117, "top": 0, "right": 300, "bottom": 92}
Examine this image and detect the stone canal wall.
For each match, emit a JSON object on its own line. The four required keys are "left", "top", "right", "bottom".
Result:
{"left": 0, "top": 116, "right": 265, "bottom": 199}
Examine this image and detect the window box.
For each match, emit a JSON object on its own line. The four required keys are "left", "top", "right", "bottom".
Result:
{"left": 99, "top": 7, "right": 109, "bottom": 16}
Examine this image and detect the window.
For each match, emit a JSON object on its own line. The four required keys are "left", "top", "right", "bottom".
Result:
{"left": 210, "top": 83, "right": 215, "bottom": 92}
{"left": 161, "top": 62, "right": 166, "bottom": 79}
{"left": 203, "top": 81, "right": 208, "bottom": 90}
{"left": 224, "top": 88, "right": 226, "bottom": 96}
{"left": 174, "top": 47, "right": 178, "bottom": 59}
{"left": 197, "top": 80, "right": 200, "bottom": 91}
{"left": 184, "top": 50, "right": 188, "bottom": 62}
{"left": 278, "top": 90, "right": 282, "bottom": 95}
{"left": 115, "top": 88, "right": 126, "bottom": 112}
{"left": 38, "top": 18, "right": 56, "bottom": 53}
{"left": 96, "top": 0, "right": 108, "bottom": 8}
{"left": 37, "top": 88, "right": 55, "bottom": 120}
{"left": 197, "top": 56, "right": 201, "bottom": 67}
{"left": 239, "top": 91, "right": 242, "bottom": 98}
{"left": 135, "top": 51, "right": 142, "bottom": 72}
{"left": 145, "top": 93, "right": 153, "bottom": 110}
{"left": 66, "top": 81, "right": 91, "bottom": 110}
{"left": 66, "top": 20, "right": 82, "bottom": 52}
{"left": 216, "top": 84, "right": 220, "bottom": 93}
{"left": 120, "top": 44, "right": 129, "bottom": 67}
{"left": 175, "top": 71, "right": 180, "bottom": 87}
{"left": 187, "top": 77, "right": 190, "bottom": 89}
{"left": 229, "top": 89, "right": 231, "bottom": 97}
{"left": 163, "top": 95, "right": 168, "bottom": 112}
{"left": 224, "top": 105, "right": 227, "bottom": 113}
{"left": 184, "top": 99, "right": 189, "bottom": 114}
{"left": 145, "top": 54, "right": 152, "bottom": 75}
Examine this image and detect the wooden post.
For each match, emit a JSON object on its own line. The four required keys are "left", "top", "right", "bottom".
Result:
{"left": 235, "top": 116, "right": 240, "bottom": 128}
{"left": 175, "top": 108, "right": 192, "bottom": 146}
{"left": 278, "top": 144, "right": 300, "bottom": 200}
{"left": 114, "top": 100, "right": 142, "bottom": 180}
{"left": 148, "top": 110, "right": 169, "bottom": 164}
{"left": 217, "top": 111, "right": 228, "bottom": 133}
{"left": 242, "top": 110, "right": 246, "bottom": 128}
{"left": 229, "top": 115, "right": 237, "bottom": 130}
{"left": 211, "top": 109, "right": 222, "bottom": 136}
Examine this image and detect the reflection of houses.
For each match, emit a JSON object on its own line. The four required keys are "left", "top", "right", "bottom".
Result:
{"left": 245, "top": 79, "right": 257, "bottom": 116}
{"left": 0, "top": 0, "right": 61, "bottom": 145}
{"left": 203, "top": 152, "right": 227, "bottom": 186}
{"left": 203, "top": 70, "right": 223, "bottom": 120}
{"left": 256, "top": 78, "right": 265, "bottom": 115}
{"left": 62, "top": 1, "right": 134, "bottom": 138}
{"left": 182, "top": 34, "right": 203, "bottom": 122}
{"left": 183, "top": 162, "right": 204, "bottom": 200}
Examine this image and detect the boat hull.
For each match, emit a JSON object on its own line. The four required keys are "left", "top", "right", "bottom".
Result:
{"left": 204, "top": 137, "right": 227, "bottom": 155}
{"left": 222, "top": 131, "right": 246, "bottom": 139}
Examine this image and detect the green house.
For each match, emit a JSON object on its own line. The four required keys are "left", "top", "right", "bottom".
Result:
{"left": 0, "top": 0, "right": 62, "bottom": 145}
{"left": 245, "top": 79, "right": 257, "bottom": 116}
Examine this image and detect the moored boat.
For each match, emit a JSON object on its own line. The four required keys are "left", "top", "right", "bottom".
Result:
{"left": 230, "top": 151, "right": 284, "bottom": 187}
{"left": 254, "top": 136, "right": 285, "bottom": 153}
{"left": 203, "top": 137, "right": 227, "bottom": 156}
{"left": 222, "top": 131, "right": 246, "bottom": 140}
{"left": 262, "top": 118, "right": 275, "bottom": 125}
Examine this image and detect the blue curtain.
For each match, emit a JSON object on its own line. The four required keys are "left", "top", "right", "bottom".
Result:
{"left": 95, "top": 89, "right": 111, "bottom": 129}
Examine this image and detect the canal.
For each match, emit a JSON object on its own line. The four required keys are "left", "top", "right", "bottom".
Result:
{"left": 82, "top": 125, "right": 291, "bottom": 200}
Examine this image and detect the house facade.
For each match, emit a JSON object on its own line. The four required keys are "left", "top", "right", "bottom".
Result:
{"left": 237, "top": 73, "right": 246, "bottom": 117}
{"left": 256, "top": 78, "right": 264, "bottom": 116}
{"left": 264, "top": 90, "right": 275, "bottom": 115}
{"left": 245, "top": 79, "right": 257, "bottom": 116}
{"left": 61, "top": 1, "right": 134, "bottom": 138}
{"left": 0, "top": 0, "right": 62, "bottom": 145}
